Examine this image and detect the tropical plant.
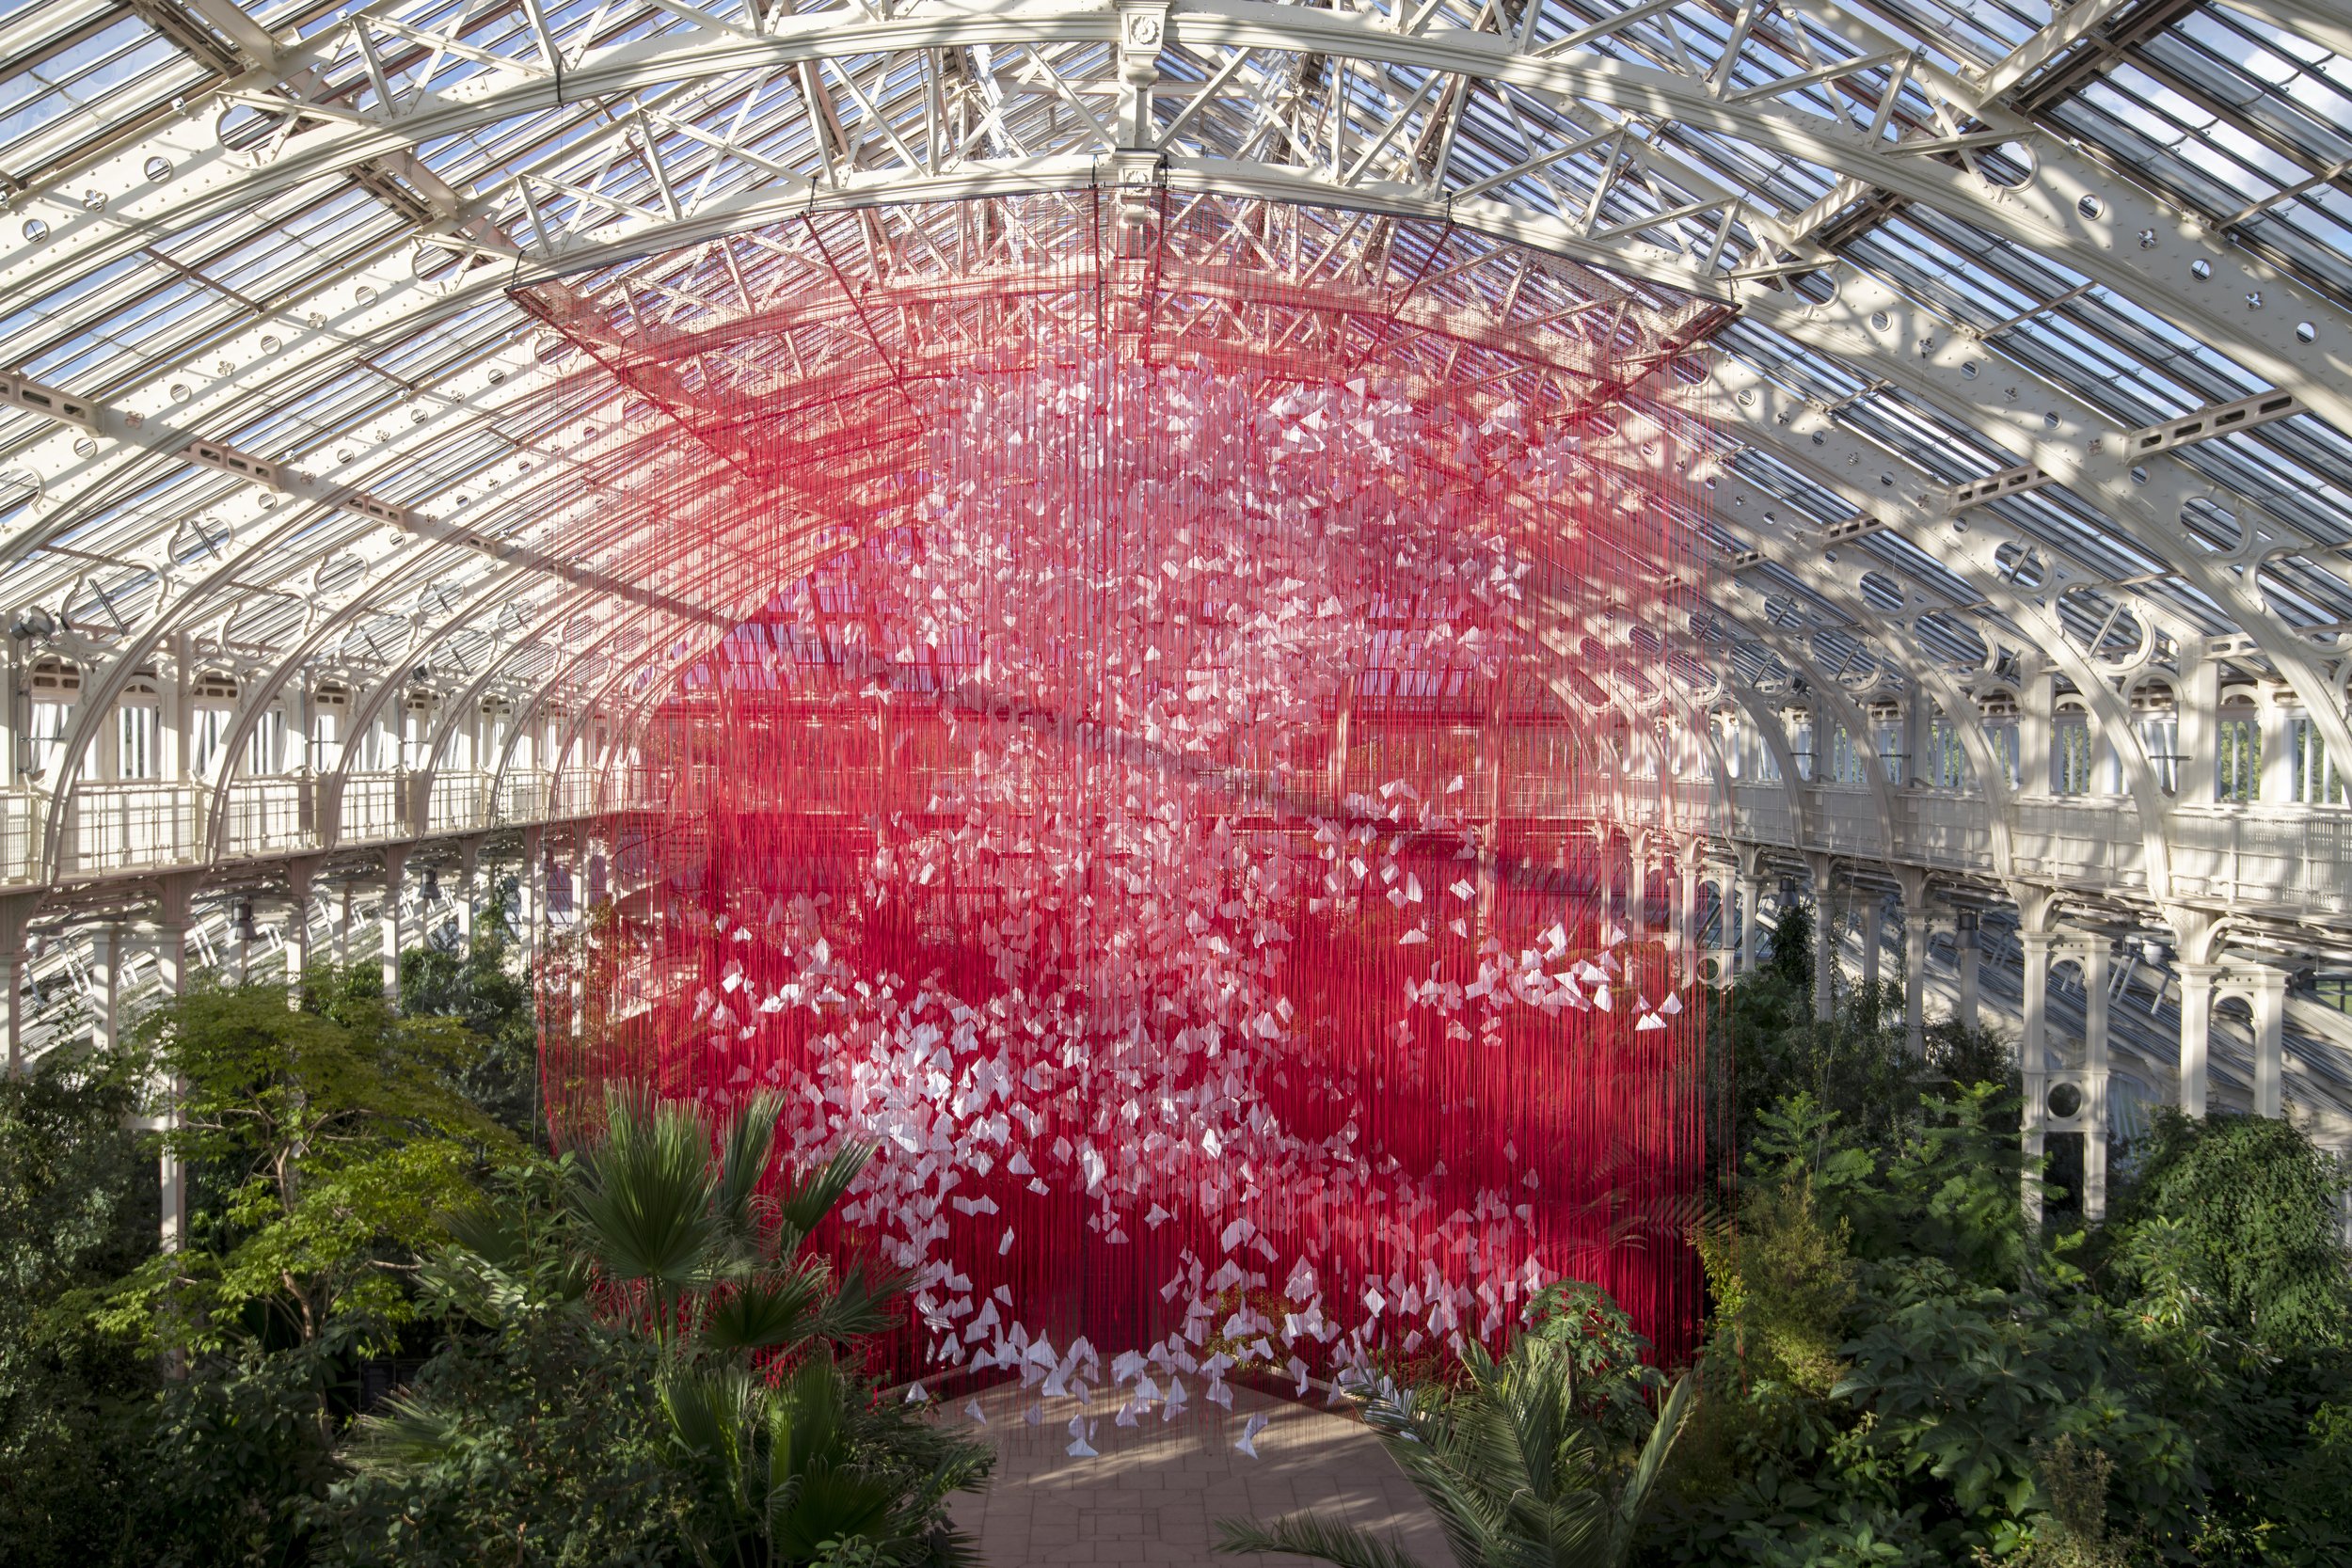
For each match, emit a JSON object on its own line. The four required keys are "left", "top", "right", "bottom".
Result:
{"left": 317, "top": 1268, "right": 699, "bottom": 1568}
{"left": 1654, "top": 926, "right": 2352, "bottom": 1567}
{"left": 2103, "top": 1107, "right": 2351, "bottom": 1354}
{"left": 357, "top": 1091, "right": 987, "bottom": 1567}
{"left": 1215, "top": 1287, "right": 1694, "bottom": 1568}
{"left": 1705, "top": 895, "right": 2010, "bottom": 1180}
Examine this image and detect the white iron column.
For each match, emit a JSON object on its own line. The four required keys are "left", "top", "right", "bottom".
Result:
{"left": 1955, "top": 913, "right": 1981, "bottom": 1031}
{"left": 1903, "top": 909, "right": 1932, "bottom": 1057}
{"left": 455, "top": 836, "right": 483, "bottom": 948}
{"left": 1677, "top": 854, "right": 1700, "bottom": 960}
{"left": 151, "top": 911, "right": 191, "bottom": 1254}
{"left": 518, "top": 825, "right": 545, "bottom": 966}
{"left": 1328, "top": 678, "right": 1353, "bottom": 812}
{"left": 566, "top": 832, "right": 585, "bottom": 1045}
{"left": 1860, "top": 894, "right": 1883, "bottom": 994}
{"left": 0, "top": 893, "right": 35, "bottom": 1075}
{"left": 1625, "top": 832, "right": 1648, "bottom": 937}
{"left": 2177, "top": 654, "right": 2222, "bottom": 806}
{"left": 280, "top": 896, "right": 311, "bottom": 989}
{"left": 281, "top": 858, "right": 317, "bottom": 991}
{"left": 2019, "top": 927, "right": 2056, "bottom": 1224}
{"left": 522, "top": 827, "right": 543, "bottom": 963}
{"left": 2019, "top": 664, "right": 2055, "bottom": 799}
{"left": 86, "top": 926, "right": 122, "bottom": 1053}
{"left": 2249, "top": 967, "right": 2288, "bottom": 1117}
{"left": 2079, "top": 940, "right": 2112, "bottom": 1222}
{"left": 380, "top": 845, "right": 409, "bottom": 1006}
{"left": 2259, "top": 694, "right": 2296, "bottom": 805}
{"left": 1899, "top": 677, "right": 1930, "bottom": 788}
{"left": 1739, "top": 876, "right": 1764, "bottom": 974}
{"left": 230, "top": 897, "right": 254, "bottom": 982}
{"left": 1807, "top": 854, "right": 1836, "bottom": 1022}
{"left": 2177, "top": 963, "right": 2220, "bottom": 1117}
{"left": 0, "top": 946, "right": 19, "bottom": 1076}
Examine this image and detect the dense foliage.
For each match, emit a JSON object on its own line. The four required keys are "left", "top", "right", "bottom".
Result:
{"left": 0, "top": 937, "right": 982, "bottom": 1568}
{"left": 337, "top": 1094, "right": 988, "bottom": 1567}
{"left": 0, "top": 1024, "right": 155, "bottom": 1565}
{"left": 9, "top": 899, "right": 2352, "bottom": 1567}
{"left": 1660, "top": 902, "right": 2352, "bottom": 1567}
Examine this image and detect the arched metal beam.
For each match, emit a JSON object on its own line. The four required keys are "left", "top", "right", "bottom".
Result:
{"left": 9, "top": 0, "right": 2342, "bottom": 434}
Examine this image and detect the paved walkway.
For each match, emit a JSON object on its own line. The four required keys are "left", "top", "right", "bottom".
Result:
{"left": 941, "top": 1380, "right": 1451, "bottom": 1567}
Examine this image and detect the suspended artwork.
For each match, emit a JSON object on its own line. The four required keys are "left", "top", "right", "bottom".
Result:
{"left": 531, "top": 198, "right": 1720, "bottom": 1431}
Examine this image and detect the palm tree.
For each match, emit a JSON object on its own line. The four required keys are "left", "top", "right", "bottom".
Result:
{"left": 1215, "top": 1332, "right": 1694, "bottom": 1568}
{"left": 568, "top": 1087, "right": 906, "bottom": 1356}
{"left": 366, "top": 1088, "right": 988, "bottom": 1566}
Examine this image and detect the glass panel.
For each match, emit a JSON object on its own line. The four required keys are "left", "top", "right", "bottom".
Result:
{"left": 115, "top": 705, "right": 156, "bottom": 781}
{"left": 2137, "top": 716, "right": 2180, "bottom": 796}
{"left": 2217, "top": 716, "right": 2263, "bottom": 803}
{"left": 2054, "top": 720, "right": 2094, "bottom": 796}
{"left": 2292, "top": 717, "right": 2346, "bottom": 804}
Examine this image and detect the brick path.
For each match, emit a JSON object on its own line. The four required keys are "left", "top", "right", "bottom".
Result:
{"left": 940, "top": 1380, "right": 1451, "bottom": 1567}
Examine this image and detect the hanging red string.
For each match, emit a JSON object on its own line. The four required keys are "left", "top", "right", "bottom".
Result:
{"left": 530, "top": 195, "right": 1715, "bottom": 1406}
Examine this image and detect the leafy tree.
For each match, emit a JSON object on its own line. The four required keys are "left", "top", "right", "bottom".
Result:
{"left": 1692, "top": 1169, "right": 1854, "bottom": 1400}
{"left": 1708, "top": 895, "right": 2010, "bottom": 1180}
{"left": 94, "top": 982, "right": 517, "bottom": 1366}
{"left": 2104, "top": 1108, "right": 2351, "bottom": 1354}
{"left": 135, "top": 1341, "right": 346, "bottom": 1568}
{"left": 400, "top": 931, "right": 542, "bottom": 1142}
{"left": 0, "top": 1037, "right": 159, "bottom": 1567}
{"left": 1216, "top": 1280, "right": 1694, "bottom": 1568}
{"left": 2090, "top": 1113, "right": 2352, "bottom": 1563}
{"left": 1653, "top": 927, "right": 2352, "bottom": 1567}
{"left": 2003, "top": 1436, "right": 2130, "bottom": 1568}
{"left": 316, "top": 1162, "right": 699, "bottom": 1568}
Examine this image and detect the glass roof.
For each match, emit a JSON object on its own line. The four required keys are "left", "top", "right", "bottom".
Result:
{"left": 0, "top": 0, "right": 2346, "bottom": 827}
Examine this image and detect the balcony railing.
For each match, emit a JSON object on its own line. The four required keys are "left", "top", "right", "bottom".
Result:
{"left": 1718, "top": 782, "right": 2352, "bottom": 919}
{"left": 0, "top": 769, "right": 618, "bottom": 889}
{"left": 6, "top": 766, "right": 2347, "bottom": 924}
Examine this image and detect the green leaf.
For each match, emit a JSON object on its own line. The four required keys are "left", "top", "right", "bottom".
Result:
{"left": 712, "top": 1089, "right": 787, "bottom": 1252}
{"left": 1213, "top": 1513, "right": 1432, "bottom": 1568}
{"left": 808, "top": 1256, "right": 913, "bottom": 1343}
{"left": 573, "top": 1091, "right": 722, "bottom": 1296}
{"left": 703, "top": 1269, "right": 827, "bottom": 1353}
{"left": 780, "top": 1140, "right": 878, "bottom": 1240}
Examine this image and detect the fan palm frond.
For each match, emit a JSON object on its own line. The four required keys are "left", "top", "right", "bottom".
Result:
{"left": 574, "top": 1092, "right": 723, "bottom": 1300}
{"left": 772, "top": 1465, "right": 902, "bottom": 1560}
{"left": 660, "top": 1363, "right": 756, "bottom": 1465}
{"left": 346, "top": 1393, "right": 469, "bottom": 1474}
{"left": 1215, "top": 1513, "right": 1433, "bottom": 1568}
{"left": 778, "top": 1139, "right": 878, "bottom": 1240}
{"left": 703, "top": 1267, "right": 828, "bottom": 1353}
{"left": 773, "top": 1353, "right": 849, "bottom": 1467}
{"left": 441, "top": 1195, "right": 532, "bottom": 1269}
{"left": 920, "top": 1521, "right": 992, "bottom": 1568}
{"left": 808, "top": 1255, "right": 913, "bottom": 1343}
{"left": 712, "top": 1089, "right": 787, "bottom": 1251}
